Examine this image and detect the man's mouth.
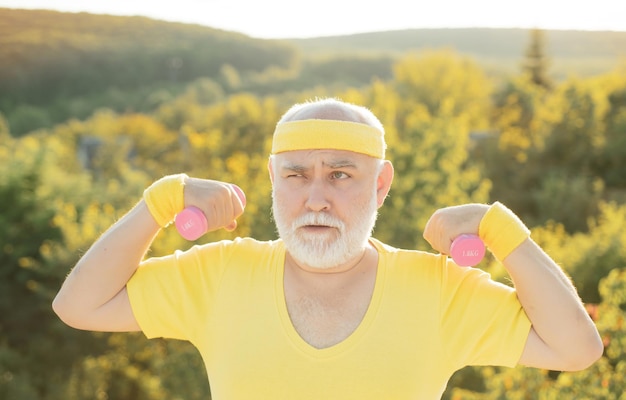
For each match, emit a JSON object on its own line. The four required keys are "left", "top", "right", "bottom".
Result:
{"left": 300, "top": 224, "right": 336, "bottom": 232}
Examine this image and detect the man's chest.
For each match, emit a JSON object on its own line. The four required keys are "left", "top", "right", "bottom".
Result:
{"left": 284, "top": 287, "right": 373, "bottom": 349}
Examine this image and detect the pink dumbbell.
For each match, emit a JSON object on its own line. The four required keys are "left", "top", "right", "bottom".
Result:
{"left": 175, "top": 184, "right": 246, "bottom": 241}
{"left": 450, "top": 234, "right": 485, "bottom": 267}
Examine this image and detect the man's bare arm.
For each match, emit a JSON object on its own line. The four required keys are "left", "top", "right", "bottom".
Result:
{"left": 52, "top": 200, "right": 158, "bottom": 332}
{"left": 52, "top": 176, "right": 245, "bottom": 332}
{"left": 508, "top": 239, "right": 603, "bottom": 371}
{"left": 424, "top": 202, "right": 603, "bottom": 372}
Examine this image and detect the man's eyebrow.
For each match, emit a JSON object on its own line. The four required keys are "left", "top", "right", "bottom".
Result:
{"left": 280, "top": 159, "right": 358, "bottom": 172}
{"left": 325, "top": 159, "right": 358, "bottom": 169}
{"left": 281, "top": 162, "right": 307, "bottom": 173}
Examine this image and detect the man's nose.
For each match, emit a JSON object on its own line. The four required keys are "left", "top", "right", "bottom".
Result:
{"left": 305, "top": 179, "right": 330, "bottom": 212}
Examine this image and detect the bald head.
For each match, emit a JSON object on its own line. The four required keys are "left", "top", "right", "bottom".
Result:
{"left": 278, "top": 98, "right": 384, "bottom": 132}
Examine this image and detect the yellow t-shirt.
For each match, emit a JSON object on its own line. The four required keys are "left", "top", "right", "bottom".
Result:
{"left": 127, "top": 237, "right": 531, "bottom": 399}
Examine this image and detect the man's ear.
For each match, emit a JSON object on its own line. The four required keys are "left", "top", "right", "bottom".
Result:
{"left": 268, "top": 157, "right": 275, "bottom": 184}
{"left": 376, "top": 160, "right": 394, "bottom": 208}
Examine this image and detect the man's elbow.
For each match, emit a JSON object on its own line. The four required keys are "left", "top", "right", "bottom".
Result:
{"left": 52, "top": 294, "right": 84, "bottom": 329}
{"left": 563, "top": 335, "right": 604, "bottom": 371}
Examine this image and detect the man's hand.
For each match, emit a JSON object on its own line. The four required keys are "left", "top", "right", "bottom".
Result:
{"left": 423, "top": 203, "right": 488, "bottom": 255}
{"left": 183, "top": 178, "right": 246, "bottom": 232}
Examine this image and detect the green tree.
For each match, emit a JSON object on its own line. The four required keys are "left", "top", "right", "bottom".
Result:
{"left": 6, "top": 104, "right": 52, "bottom": 136}
{"left": 597, "top": 88, "right": 626, "bottom": 192}
{"left": 522, "top": 29, "right": 553, "bottom": 90}
{"left": 529, "top": 79, "right": 605, "bottom": 231}
{"left": 393, "top": 49, "right": 492, "bottom": 129}
{"left": 482, "top": 74, "right": 551, "bottom": 218}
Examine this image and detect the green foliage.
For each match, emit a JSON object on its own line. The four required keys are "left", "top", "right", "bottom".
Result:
{"left": 393, "top": 49, "right": 492, "bottom": 128}
{"left": 531, "top": 201, "right": 626, "bottom": 305}
{"left": 6, "top": 104, "right": 52, "bottom": 136}
{"left": 0, "top": 136, "right": 63, "bottom": 349}
{"left": 0, "top": 135, "right": 107, "bottom": 398}
{"left": 482, "top": 73, "right": 626, "bottom": 232}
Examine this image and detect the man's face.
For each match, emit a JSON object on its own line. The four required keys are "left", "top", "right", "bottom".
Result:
{"left": 270, "top": 149, "right": 382, "bottom": 270}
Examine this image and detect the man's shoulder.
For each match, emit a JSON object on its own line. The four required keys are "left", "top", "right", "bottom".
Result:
{"left": 198, "top": 236, "right": 281, "bottom": 249}
{"left": 231, "top": 236, "right": 281, "bottom": 247}
{"left": 370, "top": 237, "right": 438, "bottom": 258}
{"left": 200, "top": 236, "right": 284, "bottom": 259}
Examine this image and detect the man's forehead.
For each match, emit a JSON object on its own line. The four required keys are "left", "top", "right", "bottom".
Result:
{"left": 274, "top": 149, "right": 370, "bottom": 167}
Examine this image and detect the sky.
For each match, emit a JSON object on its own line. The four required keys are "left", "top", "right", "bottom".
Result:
{"left": 1, "top": 0, "right": 626, "bottom": 39}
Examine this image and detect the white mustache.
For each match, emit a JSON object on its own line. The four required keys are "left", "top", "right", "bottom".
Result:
{"left": 292, "top": 213, "right": 344, "bottom": 231}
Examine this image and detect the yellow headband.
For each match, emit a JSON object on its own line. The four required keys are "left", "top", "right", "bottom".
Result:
{"left": 271, "top": 119, "right": 386, "bottom": 159}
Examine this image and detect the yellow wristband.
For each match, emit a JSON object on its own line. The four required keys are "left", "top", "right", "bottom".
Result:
{"left": 478, "top": 202, "right": 530, "bottom": 261}
{"left": 143, "top": 174, "right": 188, "bottom": 227}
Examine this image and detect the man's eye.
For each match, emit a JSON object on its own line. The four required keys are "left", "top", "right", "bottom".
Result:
{"left": 330, "top": 171, "right": 349, "bottom": 180}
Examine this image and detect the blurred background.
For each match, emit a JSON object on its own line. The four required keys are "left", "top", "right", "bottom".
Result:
{"left": 1, "top": 2, "right": 626, "bottom": 399}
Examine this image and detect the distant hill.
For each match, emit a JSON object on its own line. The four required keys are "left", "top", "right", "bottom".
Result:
{"left": 287, "top": 28, "right": 626, "bottom": 78}
{"left": 0, "top": 8, "right": 297, "bottom": 107}
{"left": 3, "top": 8, "right": 624, "bottom": 105}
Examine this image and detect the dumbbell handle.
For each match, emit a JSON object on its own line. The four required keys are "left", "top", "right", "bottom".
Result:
{"left": 450, "top": 234, "right": 485, "bottom": 267}
{"left": 175, "top": 184, "right": 245, "bottom": 241}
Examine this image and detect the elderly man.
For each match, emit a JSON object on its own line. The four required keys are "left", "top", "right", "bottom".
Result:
{"left": 53, "top": 98, "right": 602, "bottom": 399}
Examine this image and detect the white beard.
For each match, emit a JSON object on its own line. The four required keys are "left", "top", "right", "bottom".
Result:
{"left": 272, "top": 190, "right": 378, "bottom": 269}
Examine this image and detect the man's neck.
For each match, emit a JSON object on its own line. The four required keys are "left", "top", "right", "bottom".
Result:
{"left": 285, "top": 241, "right": 376, "bottom": 276}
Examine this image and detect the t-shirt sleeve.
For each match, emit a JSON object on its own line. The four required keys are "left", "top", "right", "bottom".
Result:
{"left": 127, "top": 242, "right": 230, "bottom": 341}
{"left": 439, "top": 259, "right": 532, "bottom": 369}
